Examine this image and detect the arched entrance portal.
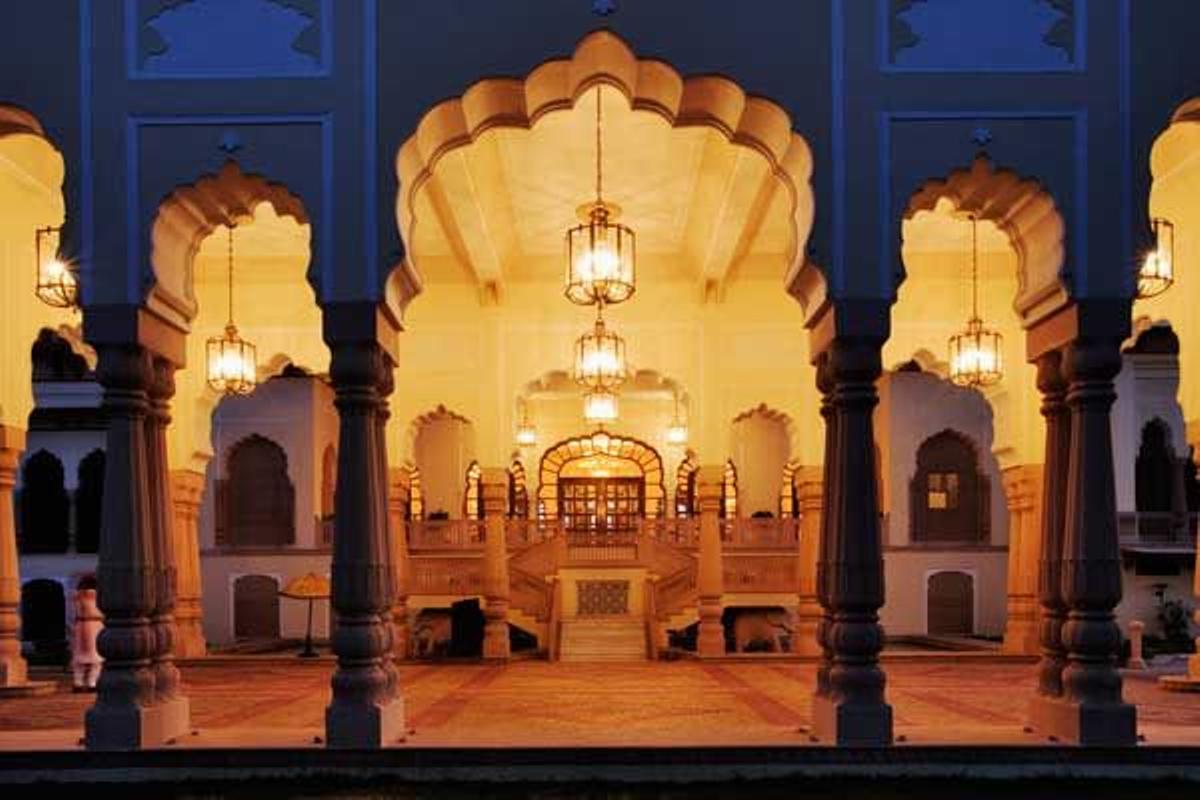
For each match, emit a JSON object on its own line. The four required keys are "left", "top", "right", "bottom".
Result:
{"left": 538, "top": 433, "right": 664, "bottom": 541}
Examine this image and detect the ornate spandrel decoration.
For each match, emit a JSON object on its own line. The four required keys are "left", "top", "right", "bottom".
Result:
{"left": 889, "top": 0, "right": 1075, "bottom": 70}
{"left": 136, "top": 0, "right": 325, "bottom": 77}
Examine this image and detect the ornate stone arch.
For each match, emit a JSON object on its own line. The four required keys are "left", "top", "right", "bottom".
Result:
{"left": 536, "top": 432, "right": 665, "bottom": 520}
{"left": 394, "top": 29, "right": 823, "bottom": 316}
{"left": 403, "top": 404, "right": 473, "bottom": 463}
{"left": 909, "top": 428, "right": 990, "bottom": 544}
{"left": 904, "top": 155, "right": 1067, "bottom": 322}
{"left": 148, "top": 160, "right": 311, "bottom": 330}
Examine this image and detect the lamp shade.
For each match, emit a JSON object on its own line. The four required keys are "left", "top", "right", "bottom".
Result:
{"left": 279, "top": 572, "right": 331, "bottom": 600}
{"left": 565, "top": 203, "right": 636, "bottom": 307}
{"left": 573, "top": 315, "right": 627, "bottom": 390}
{"left": 1136, "top": 217, "right": 1174, "bottom": 299}
{"left": 34, "top": 226, "right": 78, "bottom": 309}
{"left": 948, "top": 318, "right": 1003, "bottom": 388}
{"left": 583, "top": 389, "right": 619, "bottom": 424}
{"left": 206, "top": 324, "right": 258, "bottom": 396}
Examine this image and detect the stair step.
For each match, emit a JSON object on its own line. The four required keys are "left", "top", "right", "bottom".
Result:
{"left": 559, "top": 618, "right": 647, "bottom": 662}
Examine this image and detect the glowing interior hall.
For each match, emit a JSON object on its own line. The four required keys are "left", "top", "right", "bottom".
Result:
{"left": 4, "top": 0, "right": 1200, "bottom": 767}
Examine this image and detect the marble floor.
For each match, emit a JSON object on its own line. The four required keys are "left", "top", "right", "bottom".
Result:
{"left": 1, "top": 659, "right": 1198, "bottom": 750}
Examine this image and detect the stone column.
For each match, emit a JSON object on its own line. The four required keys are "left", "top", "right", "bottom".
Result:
{"left": 794, "top": 465, "right": 823, "bottom": 657}
{"left": 1002, "top": 464, "right": 1042, "bottom": 656}
{"left": 85, "top": 345, "right": 164, "bottom": 750}
{"left": 388, "top": 468, "right": 412, "bottom": 660}
{"left": 168, "top": 470, "right": 206, "bottom": 658}
{"left": 1028, "top": 350, "right": 1071, "bottom": 729}
{"left": 144, "top": 357, "right": 189, "bottom": 738}
{"left": 1043, "top": 338, "right": 1136, "bottom": 745}
{"left": 814, "top": 356, "right": 837, "bottom": 701}
{"left": 811, "top": 337, "right": 893, "bottom": 746}
{"left": 481, "top": 467, "right": 511, "bottom": 660}
{"left": 0, "top": 425, "right": 31, "bottom": 691}
{"left": 695, "top": 465, "right": 725, "bottom": 658}
{"left": 325, "top": 340, "right": 404, "bottom": 748}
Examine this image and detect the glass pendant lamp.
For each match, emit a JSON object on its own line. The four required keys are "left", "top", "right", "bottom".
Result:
{"left": 205, "top": 226, "right": 258, "bottom": 396}
{"left": 948, "top": 215, "right": 1003, "bottom": 388}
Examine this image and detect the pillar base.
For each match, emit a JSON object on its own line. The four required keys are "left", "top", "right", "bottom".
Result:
{"left": 792, "top": 617, "right": 821, "bottom": 656}
{"left": 483, "top": 620, "right": 511, "bottom": 661}
{"left": 0, "top": 681, "right": 55, "bottom": 697}
{"left": 0, "top": 654, "right": 29, "bottom": 687}
{"left": 811, "top": 693, "right": 893, "bottom": 746}
{"left": 1001, "top": 617, "right": 1040, "bottom": 656}
{"left": 173, "top": 621, "right": 207, "bottom": 659}
{"left": 697, "top": 621, "right": 725, "bottom": 658}
{"left": 1027, "top": 693, "right": 1135, "bottom": 745}
{"left": 325, "top": 696, "right": 406, "bottom": 749}
{"left": 85, "top": 696, "right": 191, "bottom": 750}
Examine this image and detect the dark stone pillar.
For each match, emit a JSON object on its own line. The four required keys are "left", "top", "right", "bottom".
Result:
{"left": 811, "top": 339, "right": 893, "bottom": 746}
{"left": 1029, "top": 351, "right": 1070, "bottom": 722}
{"left": 813, "top": 355, "right": 836, "bottom": 702}
{"left": 1042, "top": 338, "right": 1136, "bottom": 745}
{"left": 325, "top": 340, "right": 404, "bottom": 748}
{"left": 144, "top": 357, "right": 189, "bottom": 738}
{"left": 85, "top": 345, "right": 163, "bottom": 749}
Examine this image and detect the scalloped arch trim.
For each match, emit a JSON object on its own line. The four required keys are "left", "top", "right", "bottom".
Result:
{"left": 905, "top": 156, "right": 1067, "bottom": 322}
{"left": 148, "top": 160, "right": 310, "bottom": 329}
{"left": 394, "top": 30, "right": 818, "bottom": 297}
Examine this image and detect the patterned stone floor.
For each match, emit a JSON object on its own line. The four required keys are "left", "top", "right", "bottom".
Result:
{"left": 1, "top": 659, "right": 1199, "bottom": 749}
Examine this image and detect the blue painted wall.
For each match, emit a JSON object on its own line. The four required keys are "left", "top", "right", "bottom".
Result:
{"left": 0, "top": 0, "right": 1194, "bottom": 308}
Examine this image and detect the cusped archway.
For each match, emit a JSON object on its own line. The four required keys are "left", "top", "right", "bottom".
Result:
{"left": 395, "top": 30, "right": 822, "bottom": 311}
{"left": 537, "top": 431, "right": 665, "bottom": 520}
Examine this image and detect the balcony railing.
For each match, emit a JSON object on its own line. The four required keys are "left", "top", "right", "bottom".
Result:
{"left": 407, "top": 519, "right": 486, "bottom": 550}
{"left": 1117, "top": 512, "right": 1199, "bottom": 551}
{"left": 721, "top": 518, "right": 800, "bottom": 549}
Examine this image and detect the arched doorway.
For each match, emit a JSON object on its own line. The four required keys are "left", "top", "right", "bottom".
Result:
{"left": 75, "top": 449, "right": 105, "bottom": 555}
{"left": 538, "top": 433, "right": 665, "bottom": 540}
{"left": 910, "top": 429, "right": 990, "bottom": 543}
{"left": 20, "top": 579, "right": 66, "bottom": 662}
{"left": 927, "top": 571, "right": 974, "bottom": 636}
{"left": 18, "top": 450, "right": 70, "bottom": 554}
{"left": 233, "top": 574, "right": 280, "bottom": 640}
{"left": 1137, "top": 418, "right": 1176, "bottom": 513}
{"left": 219, "top": 435, "right": 295, "bottom": 547}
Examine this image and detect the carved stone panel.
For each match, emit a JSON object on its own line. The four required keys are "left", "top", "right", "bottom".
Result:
{"left": 577, "top": 580, "right": 629, "bottom": 616}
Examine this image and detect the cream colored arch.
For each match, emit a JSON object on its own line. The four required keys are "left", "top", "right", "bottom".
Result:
{"left": 394, "top": 29, "right": 820, "bottom": 309}
{"left": 905, "top": 155, "right": 1067, "bottom": 324}
{"left": 148, "top": 160, "right": 310, "bottom": 332}
{"left": 730, "top": 402, "right": 798, "bottom": 460}
{"left": 402, "top": 404, "right": 472, "bottom": 463}
{"left": 0, "top": 104, "right": 70, "bottom": 430}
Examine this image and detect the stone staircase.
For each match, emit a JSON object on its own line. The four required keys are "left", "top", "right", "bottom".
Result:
{"left": 558, "top": 617, "right": 648, "bottom": 662}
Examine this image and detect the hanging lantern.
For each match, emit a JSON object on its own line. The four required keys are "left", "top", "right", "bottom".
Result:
{"left": 573, "top": 310, "right": 627, "bottom": 389}
{"left": 665, "top": 392, "right": 688, "bottom": 445}
{"left": 206, "top": 226, "right": 258, "bottom": 396}
{"left": 1136, "top": 217, "right": 1175, "bottom": 299}
{"left": 564, "top": 84, "right": 636, "bottom": 307}
{"left": 34, "top": 226, "right": 79, "bottom": 309}
{"left": 948, "top": 216, "right": 1004, "bottom": 388}
{"left": 583, "top": 388, "right": 619, "bottom": 425}
{"left": 515, "top": 400, "right": 537, "bottom": 447}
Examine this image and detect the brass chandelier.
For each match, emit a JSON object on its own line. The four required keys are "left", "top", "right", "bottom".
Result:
{"left": 205, "top": 226, "right": 258, "bottom": 396}
{"left": 948, "top": 215, "right": 1003, "bottom": 388}
{"left": 573, "top": 307, "right": 627, "bottom": 391}
{"left": 564, "top": 83, "right": 636, "bottom": 307}
{"left": 34, "top": 226, "right": 79, "bottom": 309}
{"left": 1136, "top": 217, "right": 1175, "bottom": 299}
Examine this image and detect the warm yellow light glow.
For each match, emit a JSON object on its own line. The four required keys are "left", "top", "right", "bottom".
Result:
{"left": 515, "top": 423, "right": 537, "bottom": 447}
{"left": 573, "top": 315, "right": 627, "bottom": 390}
{"left": 1136, "top": 218, "right": 1175, "bottom": 299}
{"left": 35, "top": 226, "right": 79, "bottom": 309}
{"left": 206, "top": 324, "right": 258, "bottom": 396}
{"left": 565, "top": 204, "right": 636, "bottom": 306}
{"left": 666, "top": 422, "right": 689, "bottom": 445}
{"left": 583, "top": 389, "right": 619, "bottom": 424}
{"left": 948, "top": 318, "right": 1003, "bottom": 388}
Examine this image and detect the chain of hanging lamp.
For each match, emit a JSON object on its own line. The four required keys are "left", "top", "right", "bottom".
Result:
{"left": 205, "top": 224, "right": 258, "bottom": 396}
{"left": 948, "top": 214, "right": 1003, "bottom": 388}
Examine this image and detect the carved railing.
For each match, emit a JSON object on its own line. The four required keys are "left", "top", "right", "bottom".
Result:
{"left": 641, "top": 518, "right": 700, "bottom": 549}
{"left": 654, "top": 565, "right": 698, "bottom": 618}
{"left": 722, "top": 553, "right": 798, "bottom": 593}
{"left": 510, "top": 564, "right": 553, "bottom": 620}
{"left": 721, "top": 518, "right": 800, "bottom": 549}
{"left": 408, "top": 554, "right": 484, "bottom": 595}
{"left": 506, "top": 518, "right": 562, "bottom": 549}
{"left": 407, "top": 519, "right": 486, "bottom": 550}
{"left": 1118, "top": 512, "right": 1199, "bottom": 550}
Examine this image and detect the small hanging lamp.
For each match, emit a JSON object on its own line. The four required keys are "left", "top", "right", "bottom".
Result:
{"left": 948, "top": 215, "right": 1003, "bottom": 388}
{"left": 206, "top": 225, "right": 258, "bottom": 396}
{"left": 34, "top": 226, "right": 79, "bottom": 309}
{"left": 665, "top": 392, "right": 688, "bottom": 445}
{"left": 573, "top": 306, "right": 628, "bottom": 390}
{"left": 1136, "top": 217, "right": 1175, "bottom": 299}
{"left": 582, "top": 388, "right": 619, "bottom": 425}
{"left": 565, "top": 84, "right": 636, "bottom": 307}
{"left": 515, "top": 399, "right": 537, "bottom": 447}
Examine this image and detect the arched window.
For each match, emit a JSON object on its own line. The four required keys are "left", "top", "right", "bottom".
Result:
{"left": 508, "top": 460, "right": 529, "bottom": 519}
{"left": 1136, "top": 419, "right": 1176, "bottom": 513}
{"left": 18, "top": 450, "right": 70, "bottom": 554}
{"left": 408, "top": 465, "right": 424, "bottom": 521}
{"left": 675, "top": 455, "right": 698, "bottom": 518}
{"left": 319, "top": 444, "right": 336, "bottom": 546}
{"left": 218, "top": 435, "right": 295, "bottom": 547}
{"left": 464, "top": 461, "right": 482, "bottom": 520}
{"left": 910, "top": 430, "right": 990, "bottom": 543}
{"left": 721, "top": 460, "right": 738, "bottom": 519}
{"left": 233, "top": 574, "right": 280, "bottom": 640}
{"left": 75, "top": 449, "right": 105, "bottom": 554}
{"left": 927, "top": 571, "right": 974, "bottom": 635}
